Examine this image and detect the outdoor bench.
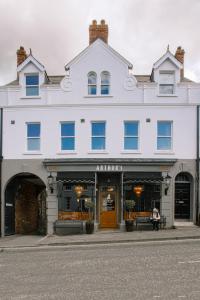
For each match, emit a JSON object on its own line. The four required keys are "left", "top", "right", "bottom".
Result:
{"left": 135, "top": 215, "right": 166, "bottom": 230}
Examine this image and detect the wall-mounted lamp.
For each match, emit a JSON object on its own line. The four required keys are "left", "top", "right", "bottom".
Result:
{"left": 47, "top": 173, "right": 56, "bottom": 194}
{"left": 163, "top": 173, "right": 171, "bottom": 195}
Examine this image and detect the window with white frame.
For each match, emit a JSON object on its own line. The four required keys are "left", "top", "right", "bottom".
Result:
{"left": 124, "top": 121, "right": 139, "bottom": 150}
{"left": 101, "top": 71, "right": 110, "bottom": 95}
{"left": 26, "top": 74, "right": 39, "bottom": 96}
{"left": 91, "top": 122, "right": 106, "bottom": 150}
{"left": 88, "top": 72, "right": 97, "bottom": 95}
{"left": 27, "top": 123, "right": 40, "bottom": 151}
{"left": 157, "top": 121, "right": 172, "bottom": 150}
{"left": 159, "top": 71, "right": 175, "bottom": 95}
{"left": 61, "top": 122, "right": 75, "bottom": 151}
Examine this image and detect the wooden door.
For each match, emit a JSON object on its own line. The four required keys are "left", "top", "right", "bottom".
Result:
{"left": 99, "top": 186, "right": 117, "bottom": 228}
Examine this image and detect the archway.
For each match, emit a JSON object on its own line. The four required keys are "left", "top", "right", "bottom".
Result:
{"left": 4, "top": 173, "right": 46, "bottom": 235}
{"left": 175, "top": 172, "right": 192, "bottom": 220}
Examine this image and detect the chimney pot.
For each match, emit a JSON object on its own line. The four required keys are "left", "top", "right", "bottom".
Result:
{"left": 89, "top": 20, "right": 108, "bottom": 45}
{"left": 175, "top": 46, "right": 185, "bottom": 80}
{"left": 16, "top": 46, "right": 27, "bottom": 66}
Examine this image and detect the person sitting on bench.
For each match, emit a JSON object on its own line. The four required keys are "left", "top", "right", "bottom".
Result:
{"left": 151, "top": 208, "right": 160, "bottom": 231}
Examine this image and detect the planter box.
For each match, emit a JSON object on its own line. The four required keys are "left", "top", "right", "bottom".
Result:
{"left": 54, "top": 220, "right": 84, "bottom": 235}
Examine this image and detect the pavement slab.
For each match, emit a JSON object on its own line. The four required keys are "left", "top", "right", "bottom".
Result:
{"left": 0, "top": 226, "right": 199, "bottom": 251}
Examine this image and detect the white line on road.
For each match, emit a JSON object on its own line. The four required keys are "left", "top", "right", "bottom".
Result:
{"left": 178, "top": 260, "right": 200, "bottom": 264}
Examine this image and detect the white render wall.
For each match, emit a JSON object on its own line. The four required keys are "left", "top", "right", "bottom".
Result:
{"left": 3, "top": 105, "right": 196, "bottom": 159}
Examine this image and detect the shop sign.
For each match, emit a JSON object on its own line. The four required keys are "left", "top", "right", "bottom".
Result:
{"left": 96, "top": 165, "right": 123, "bottom": 172}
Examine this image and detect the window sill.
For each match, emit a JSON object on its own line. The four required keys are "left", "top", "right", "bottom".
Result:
{"left": 84, "top": 95, "right": 113, "bottom": 98}
{"left": 154, "top": 151, "right": 174, "bottom": 155}
{"left": 20, "top": 96, "right": 41, "bottom": 100}
{"left": 23, "top": 151, "right": 42, "bottom": 155}
{"left": 121, "top": 150, "right": 141, "bottom": 154}
{"left": 88, "top": 150, "right": 108, "bottom": 154}
{"left": 57, "top": 151, "right": 77, "bottom": 155}
{"left": 157, "top": 94, "right": 177, "bottom": 97}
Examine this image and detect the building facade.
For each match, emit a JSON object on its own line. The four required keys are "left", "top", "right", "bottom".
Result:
{"left": 0, "top": 20, "right": 200, "bottom": 236}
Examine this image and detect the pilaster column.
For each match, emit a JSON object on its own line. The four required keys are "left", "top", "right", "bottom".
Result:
{"left": 120, "top": 172, "right": 125, "bottom": 231}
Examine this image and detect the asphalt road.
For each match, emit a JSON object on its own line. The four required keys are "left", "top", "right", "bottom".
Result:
{"left": 0, "top": 240, "right": 200, "bottom": 300}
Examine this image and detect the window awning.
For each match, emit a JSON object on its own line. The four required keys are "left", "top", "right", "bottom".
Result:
{"left": 123, "top": 178, "right": 163, "bottom": 184}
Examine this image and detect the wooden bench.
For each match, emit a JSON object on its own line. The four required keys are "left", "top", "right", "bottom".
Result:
{"left": 135, "top": 216, "right": 152, "bottom": 229}
{"left": 135, "top": 215, "right": 166, "bottom": 230}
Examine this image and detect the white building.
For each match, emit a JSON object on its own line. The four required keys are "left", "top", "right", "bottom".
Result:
{"left": 0, "top": 20, "right": 200, "bottom": 236}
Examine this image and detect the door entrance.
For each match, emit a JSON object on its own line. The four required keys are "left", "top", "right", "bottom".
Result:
{"left": 175, "top": 173, "right": 191, "bottom": 219}
{"left": 175, "top": 183, "right": 190, "bottom": 219}
{"left": 99, "top": 185, "right": 117, "bottom": 228}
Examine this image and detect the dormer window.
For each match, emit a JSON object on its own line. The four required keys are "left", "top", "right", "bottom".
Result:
{"left": 159, "top": 71, "right": 175, "bottom": 95}
{"left": 26, "top": 74, "right": 39, "bottom": 96}
{"left": 101, "top": 71, "right": 110, "bottom": 95}
{"left": 88, "top": 72, "right": 97, "bottom": 95}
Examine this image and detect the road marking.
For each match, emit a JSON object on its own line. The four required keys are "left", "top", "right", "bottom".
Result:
{"left": 38, "top": 235, "right": 48, "bottom": 243}
{"left": 178, "top": 296, "right": 186, "bottom": 298}
{"left": 153, "top": 296, "right": 161, "bottom": 298}
{"left": 178, "top": 260, "right": 200, "bottom": 264}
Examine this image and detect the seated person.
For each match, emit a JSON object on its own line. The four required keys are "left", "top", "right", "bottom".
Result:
{"left": 151, "top": 208, "right": 160, "bottom": 231}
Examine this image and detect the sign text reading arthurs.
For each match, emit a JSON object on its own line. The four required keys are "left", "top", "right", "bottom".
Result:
{"left": 96, "top": 165, "right": 123, "bottom": 171}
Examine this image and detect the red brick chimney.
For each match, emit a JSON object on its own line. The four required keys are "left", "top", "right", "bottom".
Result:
{"left": 16, "top": 46, "right": 27, "bottom": 66}
{"left": 89, "top": 19, "right": 108, "bottom": 45}
{"left": 175, "top": 46, "right": 185, "bottom": 80}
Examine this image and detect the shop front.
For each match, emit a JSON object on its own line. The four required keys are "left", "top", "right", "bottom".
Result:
{"left": 44, "top": 159, "right": 176, "bottom": 233}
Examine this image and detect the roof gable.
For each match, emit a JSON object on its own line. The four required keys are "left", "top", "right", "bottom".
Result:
{"left": 17, "top": 54, "right": 45, "bottom": 72}
{"left": 65, "top": 38, "right": 133, "bottom": 70}
{"left": 153, "top": 50, "right": 183, "bottom": 69}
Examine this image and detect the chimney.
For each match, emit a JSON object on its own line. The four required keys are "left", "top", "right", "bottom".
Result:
{"left": 89, "top": 19, "right": 108, "bottom": 45}
{"left": 175, "top": 46, "right": 185, "bottom": 80}
{"left": 16, "top": 46, "right": 27, "bottom": 66}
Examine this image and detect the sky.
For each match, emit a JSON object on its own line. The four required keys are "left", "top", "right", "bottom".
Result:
{"left": 0, "top": 0, "right": 200, "bottom": 85}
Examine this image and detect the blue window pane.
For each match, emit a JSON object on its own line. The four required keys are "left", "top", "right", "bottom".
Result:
{"left": 27, "top": 124, "right": 40, "bottom": 137}
{"left": 124, "top": 137, "right": 138, "bottom": 150}
{"left": 92, "top": 137, "right": 105, "bottom": 150}
{"left": 27, "top": 138, "right": 40, "bottom": 151}
{"left": 88, "top": 86, "right": 96, "bottom": 95}
{"left": 157, "top": 138, "right": 171, "bottom": 150}
{"left": 62, "top": 138, "right": 75, "bottom": 150}
{"left": 61, "top": 123, "right": 74, "bottom": 136}
{"left": 26, "top": 86, "right": 39, "bottom": 96}
{"left": 101, "top": 72, "right": 110, "bottom": 85}
{"left": 88, "top": 73, "right": 97, "bottom": 84}
{"left": 125, "top": 122, "right": 138, "bottom": 136}
{"left": 92, "top": 123, "right": 105, "bottom": 136}
{"left": 101, "top": 85, "right": 109, "bottom": 95}
{"left": 26, "top": 75, "right": 39, "bottom": 85}
{"left": 158, "top": 122, "right": 171, "bottom": 136}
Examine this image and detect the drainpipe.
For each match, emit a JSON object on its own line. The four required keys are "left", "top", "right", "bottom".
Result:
{"left": 0, "top": 108, "right": 3, "bottom": 236}
{"left": 196, "top": 106, "right": 199, "bottom": 225}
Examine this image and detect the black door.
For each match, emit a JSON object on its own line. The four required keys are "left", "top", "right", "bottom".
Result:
{"left": 5, "top": 187, "right": 15, "bottom": 235}
{"left": 175, "top": 183, "right": 190, "bottom": 219}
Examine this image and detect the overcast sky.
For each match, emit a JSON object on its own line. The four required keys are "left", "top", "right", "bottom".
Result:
{"left": 0, "top": 0, "right": 200, "bottom": 85}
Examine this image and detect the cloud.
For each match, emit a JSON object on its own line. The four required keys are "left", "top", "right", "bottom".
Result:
{"left": 0, "top": 0, "right": 200, "bottom": 85}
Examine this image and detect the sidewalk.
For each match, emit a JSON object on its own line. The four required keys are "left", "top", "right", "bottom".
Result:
{"left": 0, "top": 225, "right": 200, "bottom": 252}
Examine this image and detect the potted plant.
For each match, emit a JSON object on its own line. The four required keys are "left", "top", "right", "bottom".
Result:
{"left": 85, "top": 198, "right": 94, "bottom": 234}
{"left": 125, "top": 199, "right": 135, "bottom": 232}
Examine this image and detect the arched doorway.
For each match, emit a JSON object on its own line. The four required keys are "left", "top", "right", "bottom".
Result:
{"left": 175, "top": 172, "right": 192, "bottom": 220}
{"left": 5, "top": 173, "right": 47, "bottom": 235}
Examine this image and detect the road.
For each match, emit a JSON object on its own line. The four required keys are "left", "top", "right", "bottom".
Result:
{"left": 0, "top": 239, "right": 200, "bottom": 300}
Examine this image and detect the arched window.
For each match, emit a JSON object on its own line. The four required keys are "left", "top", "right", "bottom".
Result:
{"left": 101, "top": 71, "right": 110, "bottom": 95}
{"left": 88, "top": 72, "right": 97, "bottom": 95}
